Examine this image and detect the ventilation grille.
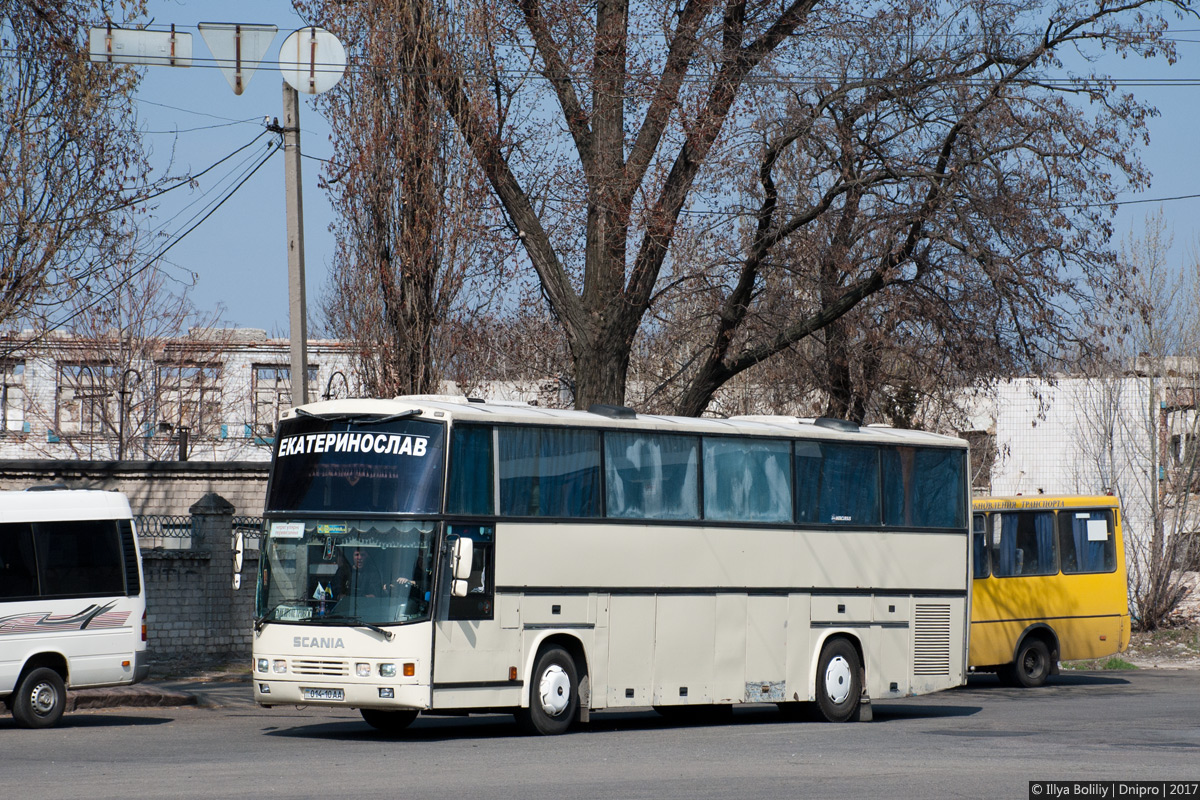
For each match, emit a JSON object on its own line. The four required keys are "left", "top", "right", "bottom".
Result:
{"left": 292, "top": 659, "right": 349, "bottom": 677}
{"left": 913, "top": 603, "right": 952, "bottom": 676}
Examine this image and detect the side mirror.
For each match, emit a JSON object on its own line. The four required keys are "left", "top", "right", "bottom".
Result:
{"left": 232, "top": 530, "right": 245, "bottom": 590}
{"left": 451, "top": 537, "right": 473, "bottom": 598}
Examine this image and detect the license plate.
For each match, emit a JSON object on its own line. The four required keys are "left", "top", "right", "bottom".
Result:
{"left": 301, "top": 687, "right": 344, "bottom": 701}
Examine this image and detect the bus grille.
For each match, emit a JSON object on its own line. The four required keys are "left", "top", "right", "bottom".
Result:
{"left": 292, "top": 659, "right": 349, "bottom": 677}
{"left": 913, "top": 604, "right": 951, "bottom": 676}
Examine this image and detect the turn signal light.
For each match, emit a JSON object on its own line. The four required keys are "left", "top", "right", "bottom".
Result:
{"left": 403, "top": 662, "right": 415, "bottom": 677}
{"left": 509, "top": 666, "right": 518, "bottom": 681}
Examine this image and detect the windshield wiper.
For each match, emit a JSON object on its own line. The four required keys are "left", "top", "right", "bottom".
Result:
{"left": 317, "top": 614, "right": 395, "bottom": 640}
{"left": 255, "top": 600, "right": 305, "bottom": 631}
{"left": 295, "top": 407, "right": 420, "bottom": 425}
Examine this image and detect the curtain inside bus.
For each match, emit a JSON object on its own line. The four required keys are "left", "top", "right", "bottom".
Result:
{"left": 499, "top": 427, "right": 600, "bottom": 517}
{"left": 1064, "top": 511, "right": 1114, "bottom": 573}
{"left": 447, "top": 424, "right": 494, "bottom": 515}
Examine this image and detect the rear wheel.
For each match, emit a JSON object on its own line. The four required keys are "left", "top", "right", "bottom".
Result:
{"left": 999, "top": 638, "right": 1051, "bottom": 688}
{"left": 360, "top": 708, "right": 418, "bottom": 733}
{"left": 12, "top": 667, "right": 67, "bottom": 729}
{"left": 815, "top": 638, "right": 862, "bottom": 723}
{"left": 516, "top": 646, "right": 578, "bottom": 736}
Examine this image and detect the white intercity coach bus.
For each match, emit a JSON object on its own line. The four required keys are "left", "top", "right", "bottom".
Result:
{"left": 252, "top": 396, "right": 970, "bottom": 734}
{"left": 1, "top": 489, "right": 148, "bottom": 728}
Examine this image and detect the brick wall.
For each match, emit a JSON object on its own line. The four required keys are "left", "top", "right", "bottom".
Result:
{"left": 138, "top": 492, "right": 262, "bottom": 660}
{"left": 0, "top": 460, "right": 269, "bottom": 517}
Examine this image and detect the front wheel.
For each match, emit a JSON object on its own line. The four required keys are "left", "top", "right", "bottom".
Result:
{"left": 999, "top": 638, "right": 1051, "bottom": 688}
{"left": 12, "top": 667, "right": 67, "bottom": 729}
{"left": 516, "top": 646, "right": 579, "bottom": 736}
{"left": 360, "top": 708, "right": 418, "bottom": 733}
{"left": 815, "top": 638, "right": 862, "bottom": 723}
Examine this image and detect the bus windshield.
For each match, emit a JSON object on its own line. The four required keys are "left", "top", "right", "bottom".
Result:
{"left": 257, "top": 518, "right": 437, "bottom": 626}
{"left": 265, "top": 416, "right": 445, "bottom": 515}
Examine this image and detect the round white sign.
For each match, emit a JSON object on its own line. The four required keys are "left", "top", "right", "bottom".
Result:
{"left": 278, "top": 27, "right": 346, "bottom": 95}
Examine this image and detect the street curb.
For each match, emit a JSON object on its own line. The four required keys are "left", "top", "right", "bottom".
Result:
{"left": 69, "top": 684, "right": 197, "bottom": 711}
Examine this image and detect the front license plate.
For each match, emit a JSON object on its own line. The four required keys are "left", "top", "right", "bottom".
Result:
{"left": 301, "top": 687, "right": 345, "bottom": 701}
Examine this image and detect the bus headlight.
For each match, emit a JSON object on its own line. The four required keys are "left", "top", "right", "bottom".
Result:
{"left": 356, "top": 662, "right": 372, "bottom": 677}
{"left": 379, "top": 663, "right": 397, "bottom": 678}
{"left": 272, "top": 659, "right": 288, "bottom": 674}
{"left": 257, "top": 658, "right": 270, "bottom": 673}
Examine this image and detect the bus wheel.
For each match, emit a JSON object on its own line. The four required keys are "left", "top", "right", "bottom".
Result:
{"left": 360, "top": 708, "right": 418, "bottom": 733}
{"left": 815, "top": 638, "right": 861, "bottom": 723}
{"left": 12, "top": 667, "right": 67, "bottom": 729}
{"left": 1001, "top": 638, "right": 1051, "bottom": 688}
{"left": 517, "top": 646, "right": 579, "bottom": 736}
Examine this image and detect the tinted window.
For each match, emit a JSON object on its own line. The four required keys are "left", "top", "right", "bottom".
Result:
{"left": 34, "top": 520, "right": 125, "bottom": 597}
{"left": 447, "top": 424, "right": 494, "bottom": 515}
{"left": 882, "top": 447, "right": 966, "bottom": 529}
{"left": 605, "top": 432, "right": 699, "bottom": 520}
{"left": 267, "top": 417, "right": 446, "bottom": 514}
{"left": 1058, "top": 510, "right": 1117, "bottom": 574}
{"left": 795, "top": 442, "right": 880, "bottom": 526}
{"left": 446, "top": 524, "right": 495, "bottom": 621}
{"left": 0, "top": 522, "right": 37, "bottom": 598}
{"left": 991, "top": 511, "right": 1057, "bottom": 577}
{"left": 702, "top": 438, "right": 792, "bottom": 523}
{"left": 499, "top": 427, "right": 600, "bottom": 517}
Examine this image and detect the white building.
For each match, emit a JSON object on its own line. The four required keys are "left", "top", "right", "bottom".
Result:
{"left": 0, "top": 328, "right": 357, "bottom": 462}
{"left": 971, "top": 372, "right": 1199, "bottom": 570}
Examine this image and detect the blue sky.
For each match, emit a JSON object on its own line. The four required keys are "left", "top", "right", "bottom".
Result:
{"left": 131, "top": 2, "right": 1200, "bottom": 334}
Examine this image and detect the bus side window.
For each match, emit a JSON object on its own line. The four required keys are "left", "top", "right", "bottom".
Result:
{"left": 447, "top": 524, "right": 494, "bottom": 621}
{"left": 1058, "top": 510, "right": 1116, "bottom": 574}
{"left": 972, "top": 514, "right": 988, "bottom": 578}
{"left": 0, "top": 522, "right": 37, "bottom": 598}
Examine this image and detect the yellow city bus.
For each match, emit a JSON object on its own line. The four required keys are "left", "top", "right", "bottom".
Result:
{"left": 969, "top": 495, "right": 1129, "bottom": 687}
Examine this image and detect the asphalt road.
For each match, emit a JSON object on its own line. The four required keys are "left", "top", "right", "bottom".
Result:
{"left": 4, "top": 670, "right": 1198, "bottom": 800}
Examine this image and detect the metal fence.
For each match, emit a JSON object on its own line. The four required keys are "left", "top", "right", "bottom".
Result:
{"left": 135, "top": 514, "right": 194, "bottom": 550}
{"left": 233, "top": 516, "right": 264, "bottom": 551}
{"left": 135, "top": 515, "right": 264, "bottom": 551}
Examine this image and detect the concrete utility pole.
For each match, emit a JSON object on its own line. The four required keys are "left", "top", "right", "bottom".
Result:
{"left": 282, "top": 82, "right": 309, "bottom": 406}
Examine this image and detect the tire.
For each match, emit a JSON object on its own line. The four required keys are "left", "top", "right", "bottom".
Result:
{"left": 516, "top": 646, "right": 578, "bottom": 736}
{"left": 815, "top": 638, "right": 862, "bottom": 723}
{"left": 1000, "top": 638, "right": 1051, "bottom": 688}
{"left": 12, "top": 667, "right": 67, "bottom": 729}
{"left": 360, "top": 708, "right": 418, "bottom": 733}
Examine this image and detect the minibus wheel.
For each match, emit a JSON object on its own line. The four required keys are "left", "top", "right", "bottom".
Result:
{"left": 360, "top": 708, "right": 418, "bottom": 733}
{"left": 815, "top": 637, "right": 862, "bottom": 723}
{"left": 516, "top": 646, "right": 578, "bottom": 736}
{"left": 1000, "top": 638, "right": 1051, "bottom": 688}
{"left": 12, "top": 667, "right": 66, "bottom": 729}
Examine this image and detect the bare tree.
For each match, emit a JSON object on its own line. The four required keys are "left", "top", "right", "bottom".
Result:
{"left": 0, "top": 0, "right": 155, "bottom": 329}
{"left": 299, "top": 0, "right": 505, "bottom": 397}
{"left": 420, "top": 0, "right": 1185, "bottom": 414}
{"left": 23, "top": 255, "right": 236, "bottom": 461}
{"left": 1073, "top": 213, "right": 1200, "bottom": 630}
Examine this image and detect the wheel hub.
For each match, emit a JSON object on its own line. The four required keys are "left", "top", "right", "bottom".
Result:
{"left": 537, "top": 664, "right": 570, "bottom": 716}
{"left": 31, "top": 682, "right": 57, "bottom": 716}
{"left": 824, "top": 655, "right": 852, "bottom": 705}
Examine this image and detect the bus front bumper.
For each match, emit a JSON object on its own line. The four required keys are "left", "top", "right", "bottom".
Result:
{"left": 254, "top": 679, "right": 429, "bottom": 710}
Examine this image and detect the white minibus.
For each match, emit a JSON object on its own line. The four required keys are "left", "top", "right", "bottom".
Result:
{"left": 0, "top": 488, "right": 148, "bottom": 727}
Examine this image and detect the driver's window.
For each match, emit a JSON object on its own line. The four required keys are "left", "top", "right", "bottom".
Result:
{"left": 446, "top": 524, "right": 494, "bottom": 620}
